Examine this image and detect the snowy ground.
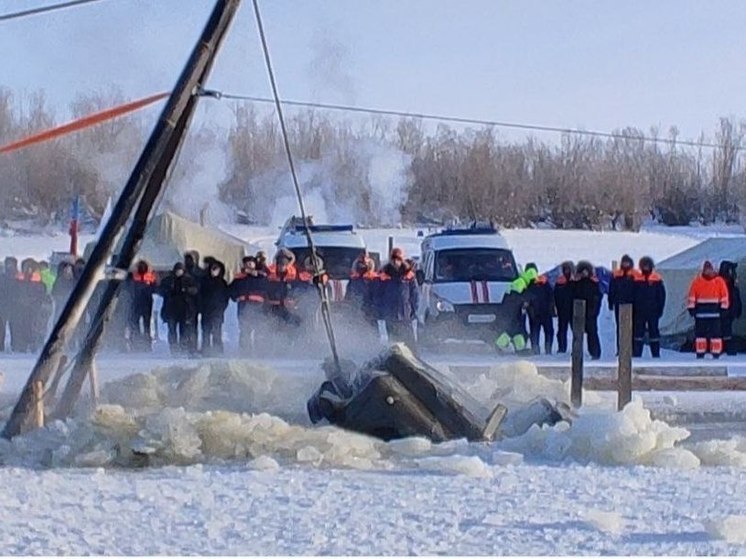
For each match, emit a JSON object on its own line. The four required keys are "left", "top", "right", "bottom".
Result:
{"left": 2, "top": 225, "right": 746, "bottom": 555}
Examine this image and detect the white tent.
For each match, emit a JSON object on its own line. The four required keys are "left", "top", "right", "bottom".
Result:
{"left": 84, "top": 211, "right": 257, "bottom": 280}
{"left": 658, "top": 237, "right": 746, "bottom": 346}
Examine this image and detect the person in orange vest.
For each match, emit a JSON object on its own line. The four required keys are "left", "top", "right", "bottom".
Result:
{"left": 572, "top": 260, "right": 602, "bottom": 360}
{"left": 608, "top": 254, "right": 637, "bottom": 355}
{"left": 524, "top": 263, "right": 554, "bottom": 355}
{"left": 19, "top": 259, "right": 51, "bottom": 353}
{"left": 377, "top": 247, "right": 419, "bottom": 345}
{"left": 345, "top": 252, "right": 379, "bottom": 325}
{"left": 230, "top": 256, "right": 268, "bottom": 352}
{"left": 553, "top": 261, "right": 575, "bottom": 354}
{"left": 632, "top": 256, "right": 666, "bottom": 358}
{"left": 266, "top": 248, "right": 302, "bottom": 328}
{"left": 127, "top": 259, "right": 158, "bottom": 352}
{"left": 687, "top": 260, "right": 730, "bottom": 359}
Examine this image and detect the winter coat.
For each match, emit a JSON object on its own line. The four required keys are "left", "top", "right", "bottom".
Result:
{"left": 608, "top": 268, "right": 637, "bottom": 311}
{"left": 159, "top": 273, "right": 199, "bottom": 322}
{"left": 201, "top": 274, "right": 230, "bottom": 321}
{"left": 51, "top": 275, "right": 76, "bottom": 312}
{"left": 345, "top": 270, "right": 379, "bottom": 320}
{"left": 376, "top": 263, "right": 419, "bottom": 322}
{"left": 0, "top": 272, "right": 21, "bottom": 318}
{"left": 719, "top": 262, "right": 743, "bottom": 322}
{"left": 230, "top": 272, "right": 268, "bottom": 317}
{"left": 572, "top": 276, "right": 602, "bottom": 320}
{"left": 553, "top": 275, "right": 574, "bottom": 319}
{"left": 128, "top": 270, "right": 157, "bottom": 317}
{"left": 525, "top": 275, "right": 554, "bottom": 321}
{"left": 266, "top": 264, "right": 299, "bottom": 308}
{"left": 633, "top": 271, "right": 666, "bottom": 319}
{"left": 687, "top": 275, "right": 729, "bottom": 319}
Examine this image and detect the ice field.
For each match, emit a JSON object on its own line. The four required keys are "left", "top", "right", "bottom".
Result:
{"left": 1, "top": 225, "right": 746, "bottom": 554}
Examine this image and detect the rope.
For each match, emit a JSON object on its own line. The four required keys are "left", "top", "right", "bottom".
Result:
{"left": 250, "top": 0, "right": 342, "bottom": 374}
{"left": 0, "top": 0, "right": 109, "bottom": 22}
{"left": 198, "top": 89, "right": 735, "bottom": 152}
{"left": 0, "top": 92, "right": 169, "bottom": 154}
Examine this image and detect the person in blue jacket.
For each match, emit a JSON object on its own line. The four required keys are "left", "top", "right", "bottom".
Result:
{"left": 633, "top": 256, "right": 666, "bottom": 358}
{"left": 377, "top": 247, "right": 419, "bottom": 345}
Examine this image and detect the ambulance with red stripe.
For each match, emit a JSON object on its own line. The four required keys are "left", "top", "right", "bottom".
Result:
{"left": 275, "top": 216, "right": 368, "bottom": 303}
{"left": 417, "top": 223, "right": 519, "bottom": 342}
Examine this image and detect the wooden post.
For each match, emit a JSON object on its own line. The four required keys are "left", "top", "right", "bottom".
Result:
{"left": 33, "top": 381, "right": 44, "bottom": 429}
{"left": 617, "top": 303, "right": 633, "bottom": 411}
{"left": 571, "top": 299, "right": 586, "bottom": 408}
{"left": 612, "top": 259, "right": 619, "bottom": 272}
{"left": 387, "top": 236, "right": 394, "bottom": 259}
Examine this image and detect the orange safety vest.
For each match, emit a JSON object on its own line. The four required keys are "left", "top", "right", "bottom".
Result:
{"left": 133, "top": 271, "right": 157, "bottom": 285}
{"left": 687, "top": 274, "right": 729, "bottom": 318}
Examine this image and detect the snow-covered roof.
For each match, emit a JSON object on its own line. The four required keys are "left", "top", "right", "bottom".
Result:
{"left": 658, "top": 237, "right": 746, "bottom": 270}
{"left": 423, "top": 233, "right": 511, "bottom": 252}
{"left": 278, "top": 230, "right": 366, "bottom": 250}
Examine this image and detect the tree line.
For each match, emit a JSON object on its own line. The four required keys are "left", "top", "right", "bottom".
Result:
{"left": 1, "top": 87, "right": 745, "bottom": 230}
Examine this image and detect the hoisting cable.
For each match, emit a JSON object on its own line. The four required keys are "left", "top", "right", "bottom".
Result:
{"left": 0, "top": 0, "right": 109, "bottom": 23}
{"left": 197, "top": 89, "right": 734, "bottom": 152}
{"left": 250, "top": 0, "right": 343, "bottom": 376}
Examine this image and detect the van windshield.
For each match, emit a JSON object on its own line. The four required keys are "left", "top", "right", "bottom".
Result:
{"left": 292, "top": 247, "right": 365, "bottom": 279}
{"left": 434, "top": 248, "right": 517, "bottom": 282}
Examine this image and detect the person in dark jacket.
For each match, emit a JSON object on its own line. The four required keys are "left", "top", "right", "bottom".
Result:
{"left": 230, "top": 256, "right": 268, "bottom": 351}
{"left": 200, "top": 260, "right": 230, "bottom": 355}
{"left": 255, "top": 251, "right": 270, "bottom": 277}
{"left": 127, "top": 260, "right": 157, "bottom": 352}
{"left": 0, "top": 257, "right": 21, "bottom": 352}
{"left": 266, "top": 249, "right": 302, "bottom": 328}
{"left": 51, "top": 261, "right": 76, "bottom": 322}
{"left": 159, "top": 262, "right": 199, "bottom": 355}
{"left": 19, "top": 259, "right": 52, "bottom": 352}
{"left": 73, "top": 258, "right": 86, "bottom": 281}
{"left": 609, "top": 254, "right": 637, "bottom": 355}
{"left": 572, "top": 260, "right": 602, "bottom": 360}
{"left": 553, "top": 261, "right": 575, "bottom": 354}
{"left": 377, "top": 248, "right": 419, "bottom": 345}
{"left": 524, "top": 263, "right": 554, "bottom": 355}
{"left": 184, "top": 251, "right": 205, "bottom": 347}
{"left": 719, "top": 260, "right": 742, "bottom": 356}
{"left": 345, "top": 253, "right": 379, "bottom": 324}
{"left": 632, "top": 256, "right": 666, "bottom": 358}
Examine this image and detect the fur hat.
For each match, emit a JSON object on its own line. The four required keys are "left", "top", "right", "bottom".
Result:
{"left": 576, "top": 260, "right": 594, "bottom": 276}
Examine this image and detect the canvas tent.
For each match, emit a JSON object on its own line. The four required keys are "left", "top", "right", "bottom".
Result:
{"left": 84, "top": 211, "right": 256, "bottom": 280}
{"left": 658, "top": 237, "right": 746, "bottom": 348}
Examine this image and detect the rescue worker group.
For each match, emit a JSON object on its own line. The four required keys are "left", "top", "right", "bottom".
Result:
{"left": 0, "top": 249, "right": 740, "bottom": 360}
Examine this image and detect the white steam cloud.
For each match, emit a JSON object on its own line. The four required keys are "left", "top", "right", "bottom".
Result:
{"left": 249, "top": 141, "right": 411, "bottom": 227}
{"left": 162, "top": 127, "right": 233, "bottom": 226}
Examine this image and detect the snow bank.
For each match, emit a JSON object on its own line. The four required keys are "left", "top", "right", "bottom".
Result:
{"left": 0, "top": 359, "right": 739, "bottom": 472}
{"left": 688, "top": 437, "right": 746, "bottom": 467}
{"left": 499, "top": 399, "right": 701, "bottom": 468}
{"left": 582, "top": 509, "right": 625, "bottom": 536}
{"left": 704, "top": 515, "right": 746, "bottom": 544}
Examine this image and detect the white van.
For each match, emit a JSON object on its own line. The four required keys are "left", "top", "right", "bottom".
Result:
{"left": 276, "top": 216, "right": 368, "bottom": 301}
{"left": 417, "top": 223, "right": 519, "bottom": 342}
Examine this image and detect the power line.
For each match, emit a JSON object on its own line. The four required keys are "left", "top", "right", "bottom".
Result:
{"left": 198, "top": 88, "right": 735, "bottom": 151}
{"left": 0, "top": 0, "right": 107, "bottom": 22}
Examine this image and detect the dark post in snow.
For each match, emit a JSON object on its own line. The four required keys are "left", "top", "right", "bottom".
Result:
{"left": 617, "top": 303, "right": 633, "bottom": 411}
{"left": 387, "top": 236, "right": 394, "bottom": 259}
{"left": 571, "top": 299, "right": 586, "bottom": 408}
{"left": 2, "top": 0, "right": 242, "bottom": 438}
